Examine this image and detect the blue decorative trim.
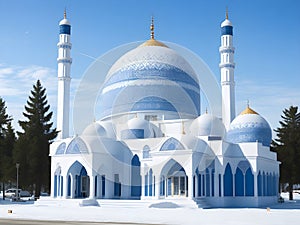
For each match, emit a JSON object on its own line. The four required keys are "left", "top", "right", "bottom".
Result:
{"left": 131, "top": 96, "right": 177, "bottom": 112}
{"left": 57, "top": 58, "right": 72, "bottom": 64}
{"left": 60, "top": 24, "right": 71, "bottom": 35}
{"left": 219, "top": 63, "right": 235, "bottom": 69}
{"left": 227, "top": 126, "right": 272, "bottom": 146}
{"left": 57, "top": 44, "right": 71, "bottom": 49}
{"left": 221, "top": 26, "right": 233, "bottom": 36}
{"left": 219, "top": 48, "right": 234, "bottom": 54}
{"left": 106, "top": 62, "right": 199, "bottom": 89}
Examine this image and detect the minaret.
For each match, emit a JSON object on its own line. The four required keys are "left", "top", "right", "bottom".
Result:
{"left": 219, "top": 9, "right": 235, "bottom": 130}
{"left": 57, "top": 10, "right": 72, "bottom": 139}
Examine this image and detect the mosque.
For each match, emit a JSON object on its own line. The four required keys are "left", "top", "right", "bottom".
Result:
{"left": 49, "top": 11, "right": 280, "bottom": 208}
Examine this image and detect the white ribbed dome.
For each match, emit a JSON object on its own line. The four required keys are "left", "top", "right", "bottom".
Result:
{"left": 190, "top": 113, "right": 225, "bottom": 137}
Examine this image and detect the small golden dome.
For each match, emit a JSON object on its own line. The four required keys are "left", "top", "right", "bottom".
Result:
{"left": 240, "top": 106, "right": 258, "bottom": 115}
{"left": 139, "top": 39, "right": 168, "bottom": 47}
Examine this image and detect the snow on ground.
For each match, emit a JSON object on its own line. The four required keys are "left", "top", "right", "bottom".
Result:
{"left": 0, "top": 193, "right": 300, "bottom": 225}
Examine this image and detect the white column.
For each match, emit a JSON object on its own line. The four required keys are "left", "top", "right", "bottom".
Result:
{"left": 187, "top": 173, "right": 193, "bottom": 199}
{"left": 63, "top": 175, "right": 68, "bottom": 198}
{"left": 70, "top": 175, "right": 75, "bottom": 199}
{"left": 89, "top": 175, "right": 96, "bottom": 199}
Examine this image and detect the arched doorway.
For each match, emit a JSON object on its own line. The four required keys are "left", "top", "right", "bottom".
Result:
{"left": 131, "top": 155, "right": 141, "bottom": 197}
{"left": 161, "top": 159, "right": 187, "bottom": 197}
{"left": 67, "top": 161, "right": 90, "bottom": 198}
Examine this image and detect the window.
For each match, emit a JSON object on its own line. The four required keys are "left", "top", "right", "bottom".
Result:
{"left": 114, "top": 174, "right": 121, "bottom": 196}
{"left": 101, "top": 175, "right": 105, "bottom": 197}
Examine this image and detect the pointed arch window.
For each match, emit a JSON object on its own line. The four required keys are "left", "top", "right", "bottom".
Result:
{"left": 160, "top": 138, "right": 185, "bottom": 151}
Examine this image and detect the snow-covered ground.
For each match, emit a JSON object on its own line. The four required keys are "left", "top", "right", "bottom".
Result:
{"left": 0, "top": 193, "right": 300, "bottom": 225}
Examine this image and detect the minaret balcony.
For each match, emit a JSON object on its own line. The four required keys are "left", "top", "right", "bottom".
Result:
{"left": 219, "top": 62, "right": 235, "bottom": 69}
{"left": 219, "top": 46, "right": 235, "bottom": 53}
{"left": 57, "top": 43, "right": 72, "bottom": 49}
{"left": 57, "top": 58, "right": 72, "bottom": 64}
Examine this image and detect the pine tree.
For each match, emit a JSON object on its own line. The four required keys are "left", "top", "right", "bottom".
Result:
{"left": 0, "top": 97, "right": 13, "bottom": 199}
{"left": 15, "top": 80, "right": 57, "bottom": 197}
{"left": 273, "top": 106, "right": 300, "bottom": 200}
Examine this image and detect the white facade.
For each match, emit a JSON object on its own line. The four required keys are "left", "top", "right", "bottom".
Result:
{"left": 50, "top": 13, "right": 280, "bottom": 208}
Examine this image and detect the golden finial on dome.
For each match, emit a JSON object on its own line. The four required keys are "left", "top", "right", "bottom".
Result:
{"left": 240, "top": 101, "right": 258, "bottom": 115}
{"left": 64, "top": 8, "right": 67, "bottom": 19}
{"left": 150, "top": 16, "right": 155, "bottom": 39}
{"left": 225, "top": 7, "right": 229, "bottom": 20}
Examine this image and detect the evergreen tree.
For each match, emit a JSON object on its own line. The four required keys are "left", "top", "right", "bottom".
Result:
{"left": 15, "top": 80, "right": 57, "bottom": 197}
{"left": 0, "top": 97, "right": 14, "bottom": 199}
{"left": 273, "top": 106, "right": 300, "bottom": 200}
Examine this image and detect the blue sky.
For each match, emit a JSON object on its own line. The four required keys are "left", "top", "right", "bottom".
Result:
{"left": 0, "top": 0, "right": 299, "bottom": 136}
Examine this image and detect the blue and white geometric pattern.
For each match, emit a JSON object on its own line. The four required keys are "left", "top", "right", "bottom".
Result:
{"left": 227, "top": 114, "right": 272, "bottom": 146}
{"left": 98, "top": 45, "right": 201, "bottom": 119}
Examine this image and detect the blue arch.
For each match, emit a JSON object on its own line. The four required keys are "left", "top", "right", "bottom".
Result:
{"left": 224, "top": 164, "right": 233, "bottom": 196}
{"left": 205, "top": 168, "right": 210, "bottom": 197}
{"left": 257, "top": 171, "right": 262, "bottom": 196}
{"left": 66, "top": 138, "right": 88, "bottom": 154}
{"left": 245, "top": 168, "right": 254, "bottom": 196}
{"left": 160, "top": 138, "right": 185, "bottom": 151}
{"left": 131, "top": 155, "right": 141, "bottom": 197}
{"left": 235, "top": 167, "right": 244, "bottom": 196}
{"left": 149, "top": 169, "right": 153, "bottom": 196}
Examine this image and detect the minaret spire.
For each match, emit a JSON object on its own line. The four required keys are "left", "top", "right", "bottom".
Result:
{"left": 64, "top": 8, "right": 67, "bottom": 19}
{"left": 226, "top": 7, "right": 229, "bottom": 20}
{"left": 150, "top": 16, "right": 154, "bottom": 39}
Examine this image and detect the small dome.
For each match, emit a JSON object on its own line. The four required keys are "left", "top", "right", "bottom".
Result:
{"left": 190, "top": 113, "right": 225, "bottom": 137}
{"left": 59, "top": 18, "right": 70, "bottom": 26}
{"left": 127, "top": 117, "right": 154, "bottom": 138}
{"left": 221, "top": 19, "right": 232, "bottom": 27}
{"left": 59, "top": 10, "right": 70, "bottom": 25}
{"left": 82, "top": 122, "right": 107, "bottom": 137}
{"left": 227, "top": 106, "right": 272, "bottom": 146}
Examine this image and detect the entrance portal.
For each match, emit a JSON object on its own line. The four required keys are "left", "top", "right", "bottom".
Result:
{"left": 161, "top": 159, "right": 187, "bottom": 198}
{"left": 167, "top": 175, "right": 187, "bottom": 197}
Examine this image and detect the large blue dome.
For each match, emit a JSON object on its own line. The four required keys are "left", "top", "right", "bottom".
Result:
{"left": 226, "top": 106, "right": 272, "bottom": 146}
{"left": 98, "top": 39, "right": 200, "bottom": 120}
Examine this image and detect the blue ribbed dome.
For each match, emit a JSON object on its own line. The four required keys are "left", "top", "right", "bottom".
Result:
{"left": 226, "top": 107, "right": 272, "bottom": 146}
{"left": 98, "top": 42, "right": 200, "bottom": 119}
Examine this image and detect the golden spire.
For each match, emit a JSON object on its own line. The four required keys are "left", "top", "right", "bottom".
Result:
{"left": 150, "top": 16, "right": 154, "bottom": 39}
{"left": 226, "top": 7, "right": 228, "bottom": 20}
{"left": 139, "top": 16, "right": 168, "bottom": 48}
{"left": 64, "top": 8, "right": 67, "bottom": 19}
